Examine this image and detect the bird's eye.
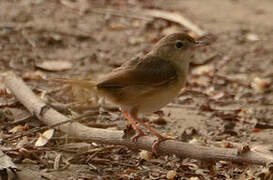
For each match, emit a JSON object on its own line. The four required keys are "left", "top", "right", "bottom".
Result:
{"left": 175, "top": 40, "right": 184, "bottom": 48}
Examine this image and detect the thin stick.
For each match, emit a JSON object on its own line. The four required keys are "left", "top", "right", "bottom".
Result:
{"left": 4, "top": 72, "right": 273, "bottom": 165}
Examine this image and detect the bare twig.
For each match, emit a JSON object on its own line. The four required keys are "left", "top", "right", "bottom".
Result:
{"left": 4, "top": 72, "right": 273, "bottom": 165}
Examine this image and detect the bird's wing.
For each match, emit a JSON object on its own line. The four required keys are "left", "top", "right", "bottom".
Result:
{"left": 97, "top": 56, "right": 177, "bottom": 89}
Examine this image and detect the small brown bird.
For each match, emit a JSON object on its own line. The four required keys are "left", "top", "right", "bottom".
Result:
{"left": 50, "top": 33, "right": 208, "bottom": 153}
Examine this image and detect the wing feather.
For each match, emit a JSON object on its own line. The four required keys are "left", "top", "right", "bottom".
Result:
{"left": 97, "top": 56, "right": 177, "bottom": 89}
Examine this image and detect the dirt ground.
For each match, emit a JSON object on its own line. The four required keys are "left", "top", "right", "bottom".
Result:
{"left": 0, "top": 0, "right": 273, "bottom": 179}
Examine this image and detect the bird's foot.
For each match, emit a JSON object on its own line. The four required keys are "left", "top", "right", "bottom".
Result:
{"left": 152, "top": 135, "right": 173, "bottom": 155}
{"left": 131, "top": 131, "right": 147, "bottom": 143}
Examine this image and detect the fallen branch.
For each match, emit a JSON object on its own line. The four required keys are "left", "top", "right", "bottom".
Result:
{"left": 4, "top": 72, "right": 273, "bottom": 166}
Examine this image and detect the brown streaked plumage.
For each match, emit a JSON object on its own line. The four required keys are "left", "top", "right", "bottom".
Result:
{"left": 50, "top": 33, "right": 208, "bottom": 154}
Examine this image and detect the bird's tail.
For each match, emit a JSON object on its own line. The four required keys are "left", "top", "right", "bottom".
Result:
{"left": 48, "top": 78, "right": 96, "bottom": 90}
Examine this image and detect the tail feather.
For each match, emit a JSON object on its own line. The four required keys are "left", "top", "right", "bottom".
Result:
{"left": 49, "top": 78, "right": 96, "bottom": 89}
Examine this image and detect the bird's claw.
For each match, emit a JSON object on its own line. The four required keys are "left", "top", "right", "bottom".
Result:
{"left": 131, "top": 131, "right": 147, "bottom": 142}
{"left": 152, "top": 136, "right": 173, "bottom": 155}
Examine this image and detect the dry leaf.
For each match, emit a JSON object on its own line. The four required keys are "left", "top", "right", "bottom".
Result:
{"left": 35, "top": 60, "right": 72, "bottom": 71}
{"left": 188, "top": 138, "right": 199, "bottom": 145}
{"left": 143, "top": 9, "right": 207, "bottom": 38}
{"left": 128, "top": 36, "right": 145, "bottom": 45}
{"left": 9, "top": 125, "right": 25, "bottom": 133}
{"left": 22, "top": 71, "right": 45, "bottom": 80}
{"left": 192, "top": 64, "right": 214, "bottom": 75}
{"left": 151, "top": 117, "right": 167, "bottom": 125}
{"left": 35, "top": 129, "right": 55, "bottom": 147}
{"left": 109, "top": 21, "right": 127, "bottom": 31}
{"left": 54, "top": 153, "right": 62, "bottom": 170}
{"left": 16, "top": 136, "right": 29, "bottom": 148}
{"left": 246, "top": 33, "right": 259, "bottom": 41}
{"left": 190, "top": 177, "right": 200, "bottom": 180}
{"left": 22, "top": 158, "right": 37, "bottom": 164}
{"left": 139, "top": 150, "right": 153, "bottom": 161}
{"left": 162, "top": 26, "right": 181, "bottom": 36}
{"left": 251, "top": 77, "right": 270, "bottom": 93}
{"left": 60, "top": 0, "right": 89, "bottom": 14}
{"left": 189, "top": 76, "right": 211, "bottom": 87}
{"left": 210, "top": 91, "right": 225, "bottom": 100}
{"left": 0, "top": 150, "right": 17, "bottom": 170}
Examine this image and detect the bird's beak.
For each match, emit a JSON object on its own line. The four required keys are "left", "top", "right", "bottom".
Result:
{"left": 194, "top": 40, "right": 209, "bottom": 47}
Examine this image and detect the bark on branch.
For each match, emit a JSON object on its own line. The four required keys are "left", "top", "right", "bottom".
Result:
{"left": 4, "top": 72, "right": 273, "bottom": 166}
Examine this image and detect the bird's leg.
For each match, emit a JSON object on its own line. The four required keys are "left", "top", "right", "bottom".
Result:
{"left": 121, "top": 110, "right": 147, "bottom": 142}
{"left": 131, "top": 113, "right": 171, "bottom": 154}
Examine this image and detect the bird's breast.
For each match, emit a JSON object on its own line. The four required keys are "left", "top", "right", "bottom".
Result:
{"left": 135, "top": 76, "right": 186, "bottom": 114}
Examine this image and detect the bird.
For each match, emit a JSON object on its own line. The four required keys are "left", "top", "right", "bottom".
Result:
{"left": 49, "top": 33, "right": 208, "bottom": 154}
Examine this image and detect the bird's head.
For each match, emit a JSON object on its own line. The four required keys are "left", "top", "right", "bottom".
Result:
{"left": 150, "top": 33, "right": 208, "bottom": 65}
